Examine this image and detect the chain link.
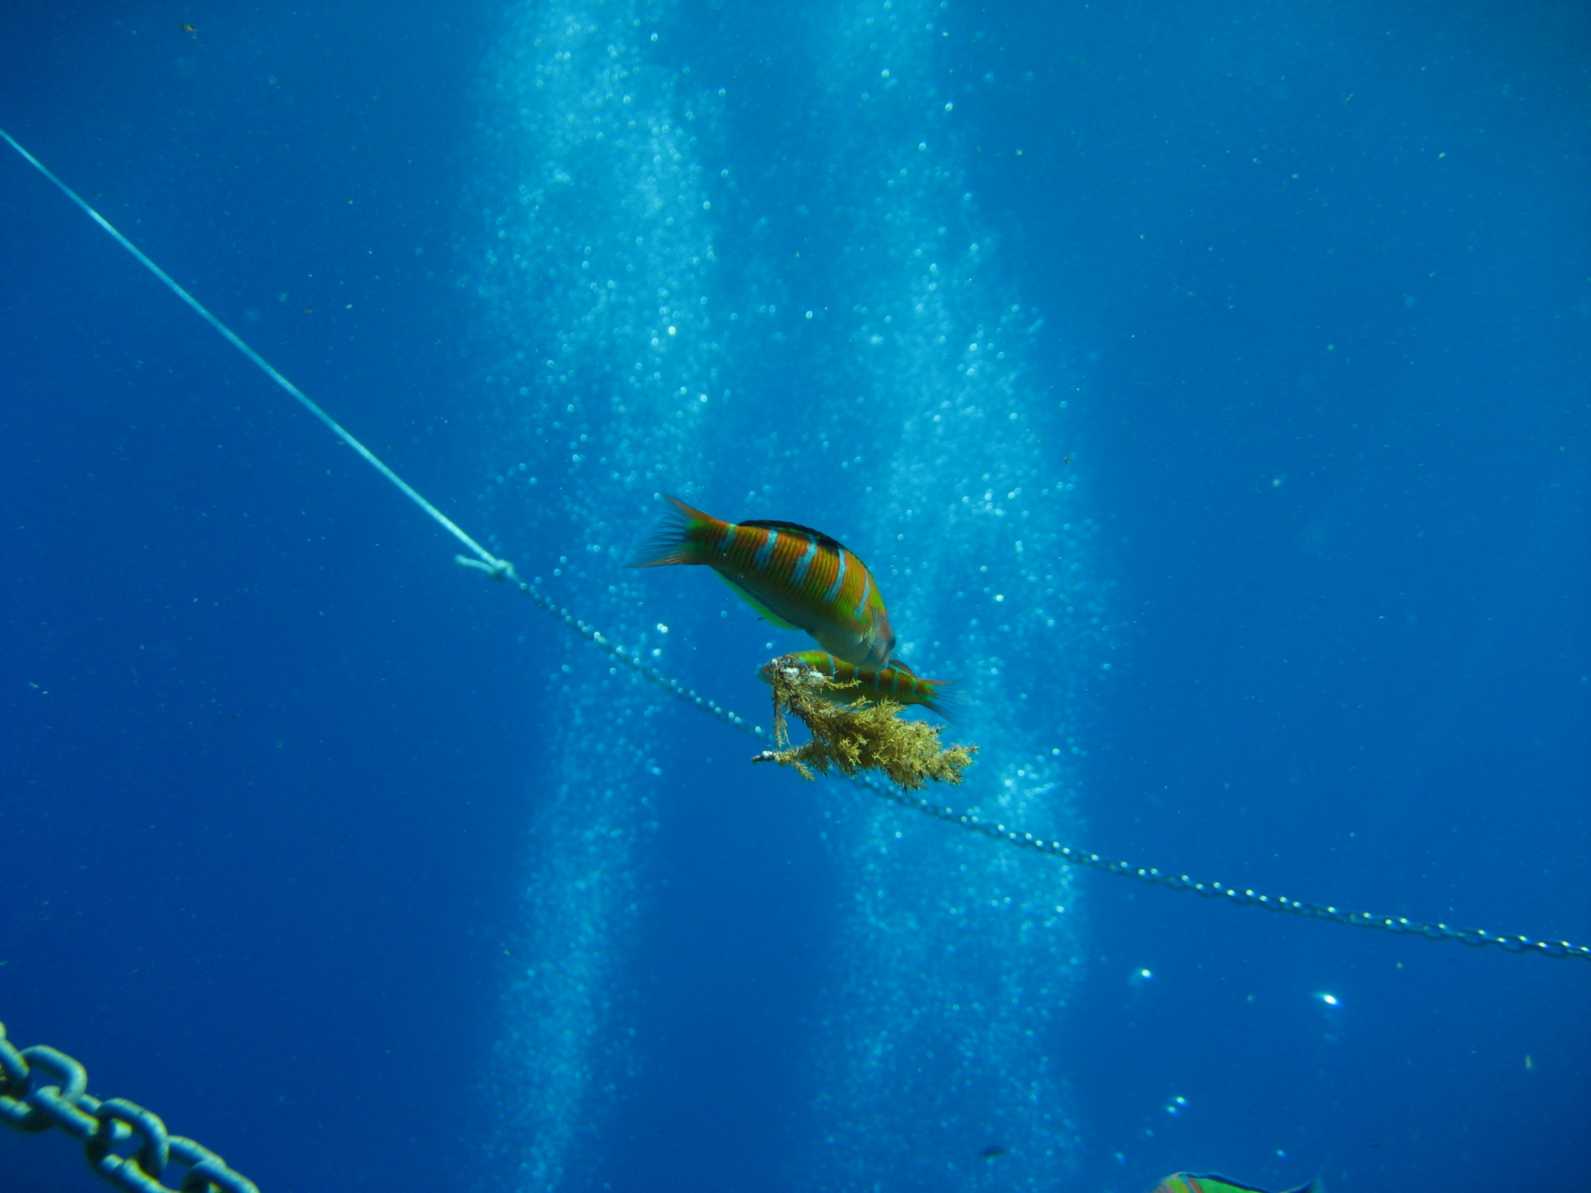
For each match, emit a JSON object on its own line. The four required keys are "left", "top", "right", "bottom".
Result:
{"left": 872, "top": 783, "right": 1591, "bottom": 961}
{"left": 0, "top": 1023, "right": 259, "bottom": 1193}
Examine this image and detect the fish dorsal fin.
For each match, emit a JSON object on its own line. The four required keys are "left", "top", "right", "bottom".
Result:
{"left": 739, "top": 519, "right": 849, "bottom": 555}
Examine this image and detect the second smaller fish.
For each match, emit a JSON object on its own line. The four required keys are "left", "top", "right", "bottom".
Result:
{"left": 759, "top": 650, "right": 955, "bottom": 718}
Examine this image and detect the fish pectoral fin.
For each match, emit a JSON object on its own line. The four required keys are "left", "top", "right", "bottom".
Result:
{"left": 714, "top": 572, "right": 800, "bottom": 629}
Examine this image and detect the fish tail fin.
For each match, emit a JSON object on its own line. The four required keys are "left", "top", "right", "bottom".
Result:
{"left": 892, "top": 658, "right": 959, "bottom": 719}
{"left": 920, "top": 677, "right": 959, "bottom": 720}
{"left": 630, "top": 493, "right": 716, "bottom": 567}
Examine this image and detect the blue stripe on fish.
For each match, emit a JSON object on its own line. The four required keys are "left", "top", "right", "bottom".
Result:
{"left": 824, "top": 548, "right": 847, "bottom": 603}
{"left": 720, "top": 523, "right": 737, "bottom": 554}
{"left": 756, "top": 528, "right": 778, "bottom": 570}
{"left": 852, "top": 570, "right": 871, "bottom": 620}
{"left": 792, "top": 535, "right": 818, "bottom": 586}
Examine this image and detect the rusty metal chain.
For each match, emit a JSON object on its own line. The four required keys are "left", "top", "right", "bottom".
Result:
{"left": 0, "top": 1022, "right": 259, "bottom": 1192}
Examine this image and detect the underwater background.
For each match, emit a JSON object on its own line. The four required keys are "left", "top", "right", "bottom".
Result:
{"left": 2, "top": 2, "right": 1587, "bottom": 1191}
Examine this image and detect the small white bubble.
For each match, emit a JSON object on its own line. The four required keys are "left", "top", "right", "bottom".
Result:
{"left": 656, "top": 623, "right": 669, "bottom": 634}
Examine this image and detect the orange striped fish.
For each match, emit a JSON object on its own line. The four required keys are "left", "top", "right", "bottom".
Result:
{"left": 759, "top": 651, "right": 954, "bottom": 718}
{"left": 631, "top": 495, "right": 896, "bottom": 666}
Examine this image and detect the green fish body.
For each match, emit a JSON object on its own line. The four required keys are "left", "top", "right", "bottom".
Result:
{"left": 760, "top": 651, "right": 953, "bottom": 718}
{"left": 633, "top": 495, "right": 895, "bottom": 667}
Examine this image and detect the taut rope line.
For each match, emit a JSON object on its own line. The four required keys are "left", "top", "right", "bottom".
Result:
{"left": 6, "top": 127, "right": 1585, "bottom": 963}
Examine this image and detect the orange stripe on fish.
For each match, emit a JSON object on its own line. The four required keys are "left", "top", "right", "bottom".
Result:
{"left": 633, "top": 495, "right": 897, "bottom": 666}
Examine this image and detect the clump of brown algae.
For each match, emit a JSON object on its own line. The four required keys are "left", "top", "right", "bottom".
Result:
{"left": 753, "top": 653, "right": 977, "bottom": 790}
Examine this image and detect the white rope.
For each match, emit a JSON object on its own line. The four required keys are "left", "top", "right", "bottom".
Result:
{"left": 1, "top": 127, "right": 505, "bottom": 575}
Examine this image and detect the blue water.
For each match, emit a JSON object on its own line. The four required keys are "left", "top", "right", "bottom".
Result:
{"left": 3, "top": 3, "right": 1587, "bottom": 1191}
